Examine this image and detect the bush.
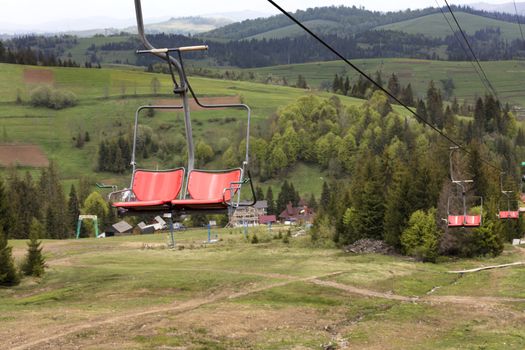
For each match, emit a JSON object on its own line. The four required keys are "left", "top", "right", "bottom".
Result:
{"left": 251, "top": 234, "right": 259, "bottom": 244}
{"left": 30, "top": 86, "right": 77, "bottom": 110}
{"left": 456, "top": 222, "right": 503, "bottom": 258}
{"left": 400, "top": 209, "right": 441, "bottom": 262}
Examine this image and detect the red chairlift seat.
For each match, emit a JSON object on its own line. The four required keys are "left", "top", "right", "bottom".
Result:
{"left": 447, "top": 214, "right": 482, "bottom": 227}
{"left": 112, "top": 168, "right": 185, "bottom": 211}
{"left": 464, "top": 215, "right": 482, "bottom": 227}
{"left": 499, "top": 211, "right": 519, "bottom": 219}
{"left": 448, "top": 215, "right": 464, "bottom": 227}
{"left": 171, "top": 169, "right": 242, "bottom": 210}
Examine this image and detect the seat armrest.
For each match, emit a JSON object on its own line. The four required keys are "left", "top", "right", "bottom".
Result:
{"left": 108, "top": 188, "right": 136, "bottom": 203}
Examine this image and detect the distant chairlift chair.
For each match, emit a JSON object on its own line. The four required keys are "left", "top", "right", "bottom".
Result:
{"left": 446, "top": 147, "right": 483, "bottom": 228}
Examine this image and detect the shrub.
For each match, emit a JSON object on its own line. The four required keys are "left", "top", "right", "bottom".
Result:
{"left": 251, "top": 234, "right": 259, "bottom": 244}
{"left": 400, "top": 209, "right": 441, "bottom": 262}
{"left": 30, "top": 86, "right": 77, "bottom": 110}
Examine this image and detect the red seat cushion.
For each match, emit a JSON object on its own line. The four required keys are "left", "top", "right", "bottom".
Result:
{"left": 171, "top": 169, "right": 242, "bottom": 210}
{"left": 171, "top": 198, "right": 226, "bottom": 209}
{"left": 113, "top": 200, "right": 167, "bottom": 209}
{"left": 448, "top": 215, "right": 464, "bottom": 227}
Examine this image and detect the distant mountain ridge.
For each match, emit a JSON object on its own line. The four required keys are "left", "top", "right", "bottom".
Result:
{"left": 200, "top": 4, "right": 525, "bottom": 41}
{"left": 0, "top": 10, "right": 268, "bottom": 37}
{"left": 470, "top": 2, "right": 525, "bottom": 15}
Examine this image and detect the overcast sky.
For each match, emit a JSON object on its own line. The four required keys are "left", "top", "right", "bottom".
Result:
{"left": 0, "top": 0, "right": 517, "bottom": 31}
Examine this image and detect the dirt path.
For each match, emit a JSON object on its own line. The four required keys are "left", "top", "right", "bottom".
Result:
{"left": 310, "top": 279, "right": 417, "bottom": 302}
{"left": 9, "top": 271, "right": 342, "bottom": 350}
{"left": 10, "top": 266, "right": 525, "bottom": 349}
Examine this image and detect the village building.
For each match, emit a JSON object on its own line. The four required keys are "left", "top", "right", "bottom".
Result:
{"left": 278, "top": 201, "right": 315, "bottom": 225}
{"left": 229, "top": 200, "right": 268, "bottom": 227}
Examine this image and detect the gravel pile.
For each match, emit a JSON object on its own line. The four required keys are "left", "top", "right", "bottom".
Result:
{"left": 344, "top": 239, "right": 394, "bottom": 254}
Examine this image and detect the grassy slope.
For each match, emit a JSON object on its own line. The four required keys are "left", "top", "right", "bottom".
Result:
{"left": 245, "top": 19, "right": 340, "bottom": 40}
{"left": 63, "top": 35, "right": 135, "bottom": 66}
{"left": 376, "top": 11, "right": 524, "bottom": 40}
{"left": 2, "top": 232, "right": 525, "bottom": 349}
{"left": 246, "top": 58, "right": 525, "bottom": 106}
{"left": 0, "top": 63, "right": 364, "bottom": 198}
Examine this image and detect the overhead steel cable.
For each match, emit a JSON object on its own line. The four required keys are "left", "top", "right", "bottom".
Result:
{"left": 513, "top": 0, "right": 525, "bottom": 47}
{"left": 443, "top": 0, "right": 500, "bottom": 101}
{"left": 434, "top": 0, "right": 493, "bottom": 95}
{"left": 265, "top": 0, "right": 503, "bottom": 172}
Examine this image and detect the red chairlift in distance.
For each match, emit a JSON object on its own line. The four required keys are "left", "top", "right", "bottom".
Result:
{"left": 446, "top": 147, "right": 483, "bottom": 228}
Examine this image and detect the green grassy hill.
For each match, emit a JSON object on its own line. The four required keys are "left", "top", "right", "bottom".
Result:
{"left": 244, "top": 58, "right": 525, "bottom": 107}
{"left": 376, "top": 11, "right": 524, "bottom": 40}
{"left": 0, "top": 63, "right": 364, "bottom": 197}
{"left": 245, "top": 19, "right": 340, "bottom": 40}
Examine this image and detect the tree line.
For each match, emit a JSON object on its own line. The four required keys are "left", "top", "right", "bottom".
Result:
{"left": 0, "top": 163, "right": 115, "bottom": 240}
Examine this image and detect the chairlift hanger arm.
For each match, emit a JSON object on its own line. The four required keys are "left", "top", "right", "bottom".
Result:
{"left": 134, "top": 0, "right": 187, "bottom": 89}
{"left": 136, "top": 46, "right": 209, "bottom": 55}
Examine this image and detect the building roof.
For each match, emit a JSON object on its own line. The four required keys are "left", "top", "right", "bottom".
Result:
{"left": 279, "top": 202, "right": 315, "bottom": 222}
{"left": 259, "top": 215, "right": 277, "bottom": 224}
{"left": 254, "top": 200, "right": 268, "bottom": 209}
{"left": 112, "top": 220, "right": 133, "bottom": 233}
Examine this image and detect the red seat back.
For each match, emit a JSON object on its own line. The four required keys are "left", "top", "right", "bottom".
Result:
{"left": 187, "top": 169, "right": 242, "bottom": 201}
{"left": 132, "top": 169, "right": 184, "bottom": 202}
{"left": 464, "top": 215, "right": 481, "bottom": 226}
{"left": 448, "top": 215, "right": 463, "bottom": 227}
{"left": 500, "top": 211, "right": 519, "bottom": 219}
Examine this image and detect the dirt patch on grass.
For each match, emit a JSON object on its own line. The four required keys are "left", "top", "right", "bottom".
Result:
{"left": 23, "top": 69, "right": 55, "bottom": 85}
{"left": 0, "top": 144, "right": 49, "bottom": 167}
{"left": 155, "top": 95, "right": 242, "bottom": 111}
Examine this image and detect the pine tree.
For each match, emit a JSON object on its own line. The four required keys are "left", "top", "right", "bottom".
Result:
{"left": 343, "top": 76, "right": 351, "bottom": 95}
{"left": 276, "top": 180, "right": 290, "bottom": 215}
{"left": 296, "top": 75, "right": 308, "bottom": 89}
{"left": 307, "top": 194, "right": 318, "bottom": 210}
{"left": 266, "top": 187, "right": 275, "bottom": 215}
{"left": 373, "top": 71, "right": 383, "bottom": 91}
{"left": 22, "top": 219, "right": 46, "bottom": 277}
{"left": 387, "top": 73, "right": 401, "bottom": 101}
{"left": 384, "top": 169, "right": 412, "bottom": 248}
{"left": 68, "top": 185, "right": 80, "bottom": 235}
{"left": 416, "top": 99, "right": 427, "bottom": 121}
{"left": 473, "top": 97, "right": 485, "bottom": 137}
{"left": 320, "top": 181, "right": 331, "bottom": 209}
{"left": 0, "top": 177, "right": 12, "bottom": 238}
{"left": 426, "top": 80, "right": 444, "bottom": 129}
{"left": 255, "top": 186, "right": 264, "bottom": 201}
{"left": 0, "top": 225, "right": 19, "bottom": 286}
{"left": 400, "top": 83, "right": 414, "bottom": 106}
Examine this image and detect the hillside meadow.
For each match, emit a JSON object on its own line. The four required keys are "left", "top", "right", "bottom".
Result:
{"left": 2, "top": 229, "right": 525, "bottom": 349}
{"left": 0, "top": 63, "right": 365, "bottom": 196}
{"left": 244, "top": 58, "right": 525, "bottom": 108}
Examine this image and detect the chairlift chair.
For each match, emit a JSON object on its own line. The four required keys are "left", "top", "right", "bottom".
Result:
{"left": 446, "top": 147, "right": 483, "bottom": 228}
{"left": 109, "top": 0, "right": 256, "bottom": 217}
{"left": 498, "top": 172, "right": 520, "bottom": 220}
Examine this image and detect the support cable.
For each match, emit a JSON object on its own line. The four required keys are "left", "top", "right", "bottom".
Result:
{"left": 443, "top": 0, "right": 500, "bottom": 100}
{"left": 434, "top": 0, "right": 492, "bottom": 95}
{"left": 514, "top": 0, "right": 525, "bottom": 48}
